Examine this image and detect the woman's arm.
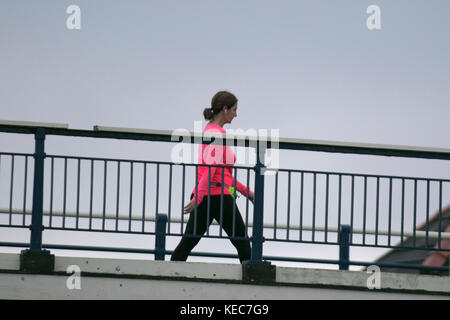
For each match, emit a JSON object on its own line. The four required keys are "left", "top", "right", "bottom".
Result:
{"left": 185, "top": 165, "right": 218, "bottom": 214}
{"left": 191, "top": 142, "right": 222, "bottom": 206}
{"left": 232, "top": 177, "right": 252, "bottom": 198}
{"left": 192, "top": 164, "right": 218, "bottom": 206}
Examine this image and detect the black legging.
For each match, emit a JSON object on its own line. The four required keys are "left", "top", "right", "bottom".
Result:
{"left": 171, "top": 194, "right": 251, "bottom": 263}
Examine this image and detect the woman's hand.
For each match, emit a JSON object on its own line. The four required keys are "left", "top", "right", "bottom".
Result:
{"left": 248, "top": 191, "right": 255, "bottom": 204}
{"left": 184, "top": 200, "right": 197, "bottom": 214}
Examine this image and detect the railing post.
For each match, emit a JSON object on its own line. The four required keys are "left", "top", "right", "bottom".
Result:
{"left": 250, "top": 143, "right": 265, "bottom": 264}
{"left": 155, "top": 214, "right": 168, "bottom": 261}
{"left": 243, "top": 141, "right": 275, "bottom": 283}
{"left": 20, "top": 128, "right": 54, "bottom": 273}
{"left": 338, "top": 225, "right": 351, "bottom": 270}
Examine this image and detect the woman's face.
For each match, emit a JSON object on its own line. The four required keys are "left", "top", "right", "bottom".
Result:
{"left": 224, "top": 103, "right": 238, "bottom": 124}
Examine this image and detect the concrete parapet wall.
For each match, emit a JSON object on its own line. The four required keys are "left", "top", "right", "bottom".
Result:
{"left": 0, "top": 253, "right": 449, "bottom": 299}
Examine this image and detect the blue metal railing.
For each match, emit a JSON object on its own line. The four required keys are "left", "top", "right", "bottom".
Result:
{"left": 0, "top": 122, "right": 449, "bottom": 273}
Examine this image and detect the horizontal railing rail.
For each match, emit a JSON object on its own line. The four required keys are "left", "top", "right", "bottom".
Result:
{"left": 2, "top": 208, "right": 450, "bottom": 241}
{"left": 1, "top": 121, "right": 450, "bottom": 159}
{"left": 1, "top": 121, "right": 449, "bottom": 273}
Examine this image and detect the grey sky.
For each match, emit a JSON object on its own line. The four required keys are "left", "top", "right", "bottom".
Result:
{"left": 1, "top": 1, "right": 449, "bottom": 268}
{"left": 2, "top": 0, "right": 450, "bottom": 144}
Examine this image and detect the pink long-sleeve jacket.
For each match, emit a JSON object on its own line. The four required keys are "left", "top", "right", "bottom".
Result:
{"left": 191, "top": 123, "right": 252, "bottom": 205}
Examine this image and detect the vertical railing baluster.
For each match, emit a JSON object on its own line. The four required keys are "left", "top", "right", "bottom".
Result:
{"left": 438, "top": 180, "right": 442, "bottom": 248}
{"left": 363, "top": 176, "right": 367, "bottom": 245}
{"left": 206, "top": 165, "right": 211, "bottom": 237}
{"left": 245, "top": 168, "right": 250, "bottom": 231}
{"left": 287, "top": 171, "right": 291, "bottom": 240}
{"left": 338, "top": 174, "right": 342, "bottom": 240}
{"left": 115, "top": 161, "right": 120, "bottom": 231}
{"left": 273, "top": 170, "right": 278, "bottom": 239}
{"left": 49, "top": 157, "right": 54, "bottom": 228}
{"left": 426, "top": 179, "right": 430, "bottom": 247}
{"left": 22, "top": 155, "right": 28, "bottom": 226}
{"left": 350, "top": 175, "right": 354, "bottom": 243}
{"left": 388, "top": 177, "right": 392, "bottom": 247}
{"left": 232, "top": 167, "right": 237, "bottom": 238}
{"left": 155, "top": 163, "right": 159, "bottom": 232}
{"left": 194, "top": 164, "right": 198, "bottom": 236}
{"left": 312, "top": 173, "right": 316, "bottom": 242}
{"left": 219, "top": 166, "right": 224, "bottom": 237}
{"left": 9, "top": 155, "right": 14, "bottom": 225}
{"left": 129, "top": 161, "right": 134, "bottom": 232}
{"left": 181, "top": 164, "right": 185, "bottom": 234}
{"left": 413, "top": 179, "right": 417, "bottom": 247}
{"left": 89, "top": 159, "right": 94, "bottom": 230}
{"left": 142, "top": 162, "right": 147, "bottom": 233}
{"left": 76, "top": 158, "right": 80, "bottom": 229}
{"left": 167, "top": 163, "right": 172, "bottom": 234}
{"left": 375, "top": 177, "right": 379, "bottom": 246}
{"left": 62, "top": 158, "right": 67, "bottom": 228}
{"left": 299, "top": 171, "right": 303, "bottom": 241}
{"left": 102, "top": 160, "right": 107, "bottom": 231}
{"left": 0, "top": 155, "right": 2, "bottom": 218}
{"left": 325, "top": 173, "right": 329, "bottom": 243}
{"left": 401, "top": 178, "right": 405, "bottom": 246}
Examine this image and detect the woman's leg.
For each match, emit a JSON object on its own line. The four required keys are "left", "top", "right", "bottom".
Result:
{"left": 217, "top": 196, "right": 252, "bottom": 263}
{"left": 170, "top": 197, "right": 213, "bottom": 261}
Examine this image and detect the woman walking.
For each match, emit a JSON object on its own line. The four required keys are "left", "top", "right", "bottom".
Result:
{"left": 171, "top": 91, "right": 254, "bottom": 263}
